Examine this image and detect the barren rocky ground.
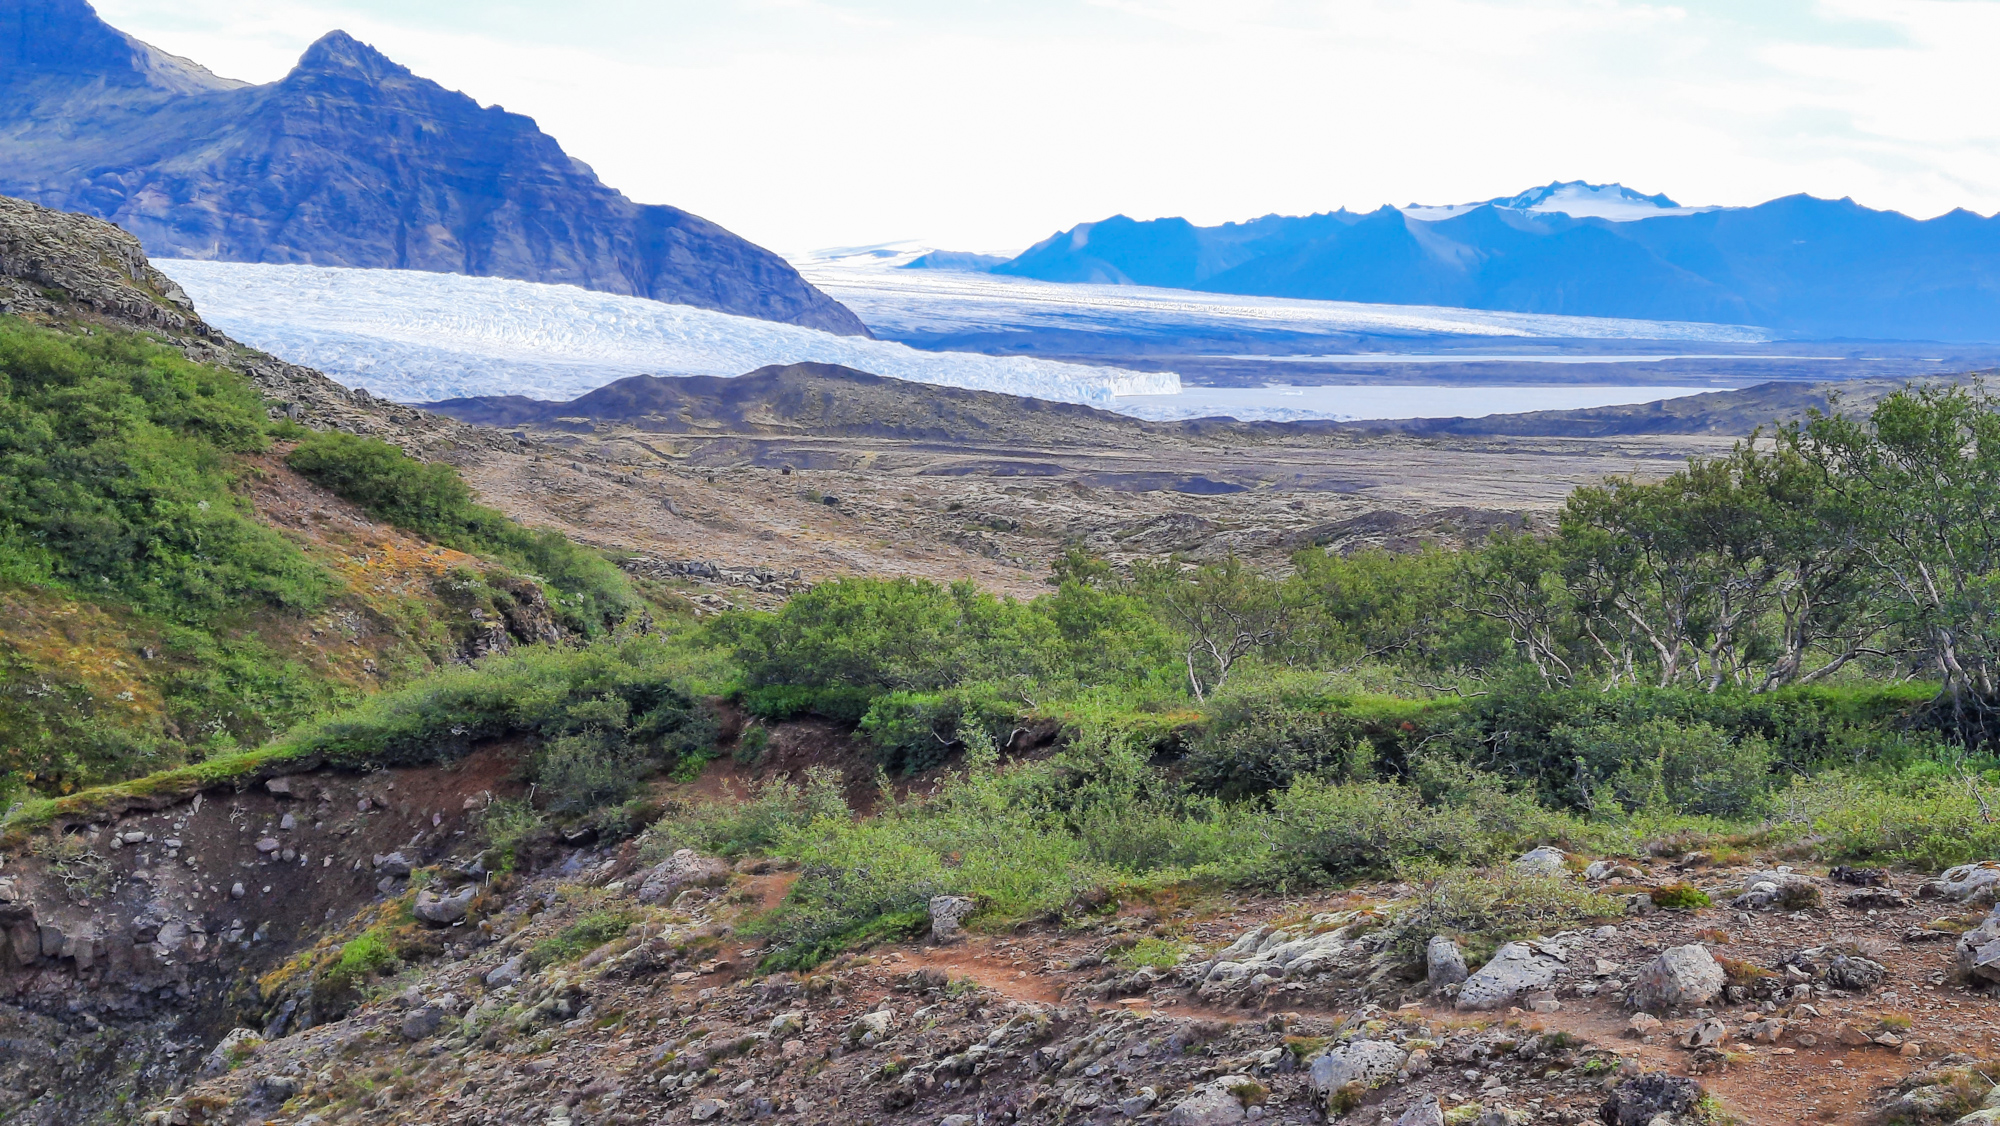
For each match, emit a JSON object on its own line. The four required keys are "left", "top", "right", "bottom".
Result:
{"left": 10, "top": 740, "right": 1993, "bottom": 1126}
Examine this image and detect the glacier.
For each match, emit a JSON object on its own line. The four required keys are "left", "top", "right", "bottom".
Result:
{"left": 155, "top": 260, "right": 1182, "bottom": 406}
{"left": 792, "top": 243, "right": 1774, "bottom": 344}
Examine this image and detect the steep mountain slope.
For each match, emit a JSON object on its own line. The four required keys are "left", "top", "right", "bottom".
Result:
{"left": 995, "top": 187, "right": 2000, "bottom": 340}
{"left": 0, "top": 0, "right": 867, "bottom": 335}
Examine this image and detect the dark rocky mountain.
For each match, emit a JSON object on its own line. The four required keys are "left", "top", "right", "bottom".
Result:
{"left": 423, "top": 362, "right": 1163, "bottom": 445}
{"left": 994, "top": 191, "right": 2000, "bottom": 341}
{"left": 0, "top": 0, "right": 869, "bottom": 336}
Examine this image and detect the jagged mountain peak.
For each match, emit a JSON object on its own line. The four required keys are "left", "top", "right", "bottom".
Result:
{"left": 292, "top": 30, "right": 412, "bottom": 83}
{"left": 1, "top": 0, "right": 246, "bottom": 94}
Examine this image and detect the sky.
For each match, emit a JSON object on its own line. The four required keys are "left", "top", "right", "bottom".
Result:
{"left": 90, "top": 0, "right": 2000, "bottom": 256}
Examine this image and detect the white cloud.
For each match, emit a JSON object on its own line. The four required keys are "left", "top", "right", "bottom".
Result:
{"left": 87, "top": 0, "right": 2000, "bottom": 253}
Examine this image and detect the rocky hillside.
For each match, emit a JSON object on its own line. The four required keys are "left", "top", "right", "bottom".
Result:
{"left": 6, "top": 739, "right": 1999, "bottom": 1126}
{"left": 0, "top": 0, "right": 867, "bottom": 336}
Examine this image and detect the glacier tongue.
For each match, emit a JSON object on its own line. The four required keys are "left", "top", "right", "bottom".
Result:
{"left": 154, "top": 260, "right": 1181, "bottom": 406}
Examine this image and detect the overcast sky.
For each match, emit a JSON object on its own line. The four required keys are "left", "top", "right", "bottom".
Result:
{"left": 90, "top": 0, "right": 2000, "bottom": 256}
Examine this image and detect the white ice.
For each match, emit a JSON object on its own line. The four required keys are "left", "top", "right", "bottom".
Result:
{"left": 792, "top": 245, "right": 1771, "bottom": 344}
{"left": 1109, "top": 384, "right": 1734, "bottom": 423}
{"left": 155, "top": 260, "right": 1181, "bottom": 406}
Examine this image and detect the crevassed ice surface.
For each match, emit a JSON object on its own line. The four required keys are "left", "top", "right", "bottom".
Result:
{"left": 792, "top": 244, "right": 1774, "bottom": 344}
{"left": 155, "top": 260, "right": 1182, "bottom": 405}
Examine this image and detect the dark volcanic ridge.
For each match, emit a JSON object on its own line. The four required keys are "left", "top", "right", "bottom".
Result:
{"left": 423, "top": 363, "right": 1974, "bottom": 446}
{"left": 0, "top": 0, "right": 867, "bottom": 336}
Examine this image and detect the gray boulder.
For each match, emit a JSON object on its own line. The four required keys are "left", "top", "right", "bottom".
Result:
{"left": 1928, "top": 862, "right": 2000, "bottom": 901}
{"left": 483, "top": 954, "right": 525, "bottom": 988}
{"left": 1456, "top": 941, "right": 1565, "bottom": 1010}
{"left": 1309, "top": 1039, "right": 1408, "bottom": 1098}
{"left": 1396, "top": 1095, "right": 1445, "bottom": 1126}
{"left": 399, "top": 1006, "right": 445, "bottom": 1040}
{"left": 1165, "top": 1075, "right": 1254, "bottom": 1126}
{"left": 930, "top": 895, "right": 976, "bottom": 944}
{"left": 372, "top": 851, "right": 413, "bottom": 877}
{"left": 1956, "top": 906, "right": 2000, "bottom": 982}
{"left": 1426, "top": 935, "right": 1469, "bottom": 988}
{"left": 1514, "top": 846, "right": 1570, "bottom": 876}
{"left": 636, "top": 849, "right": 730, "bottom": 904}
{"left": 1630, "top": 944, "right": 1724, "bottom": 1013}
{"left": 413, "top": 884, "right": 477, "bottom": 925}
{"left": 1600, "top": 1074, "right": 1705, "bottom": 1126}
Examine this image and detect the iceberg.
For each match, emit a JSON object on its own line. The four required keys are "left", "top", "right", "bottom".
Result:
{"left": 155, "top": 260, "right": 1180, "bottom": 406}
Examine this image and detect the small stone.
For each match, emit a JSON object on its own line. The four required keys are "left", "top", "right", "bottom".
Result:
{"left": 229, "top": 882, "right": 245, "bottom": 899}
{"left": 399, "top": 1006, "right": 445, "bottom": 1040}
{"left": 1395, "top": 1095, "right": 1445, "bottom": 1126}
{"left": 255, "top": 837, "right": 280, "bottom": 854}
{"left": 484, "top": 955, "right": 524, "bottom": 988}
{"left": 1627, "top": 1013, "right": 1662, "bottom": 1036}
{"left": 279, "top": 813, "right": 296, "bottom": 831}
{"left": 1832, "top": 1021, "right": 1874, "bottom": 1047}
{"left": 372, "top": 851, "right": 412, "bottom": 877}
{"left": 689, "top": 1098, "right": 728, "bottom": 1123}
{"left": 1681, "top": 1017, "right": 1728, "bottom": 1048}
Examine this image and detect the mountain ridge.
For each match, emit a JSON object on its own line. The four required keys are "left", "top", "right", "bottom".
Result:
{"left": 984, "top": 187, "right": 2000, "bottom": 341}
{"left": 0, "top": 0, "right": 869, "bottom": 336}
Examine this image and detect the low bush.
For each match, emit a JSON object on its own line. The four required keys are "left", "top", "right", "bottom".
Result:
{"left": 527, "top": 909, "right": 638, "bottom": 969}
{"left": 1650, "top": 882, "right": 1712, "bottom": 910}
{"left": 286, "top": 431, "right": 633, "bottom": 633}
{"left": 1393, "top": 866, "right": 1622, "bottom": 960}
{"left": 737, "top": 684, "right": 879, "bottom": 725}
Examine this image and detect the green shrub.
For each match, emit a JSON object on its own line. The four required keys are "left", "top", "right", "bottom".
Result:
{"left": 649, "top": 767, "right": 849, "bottom": 857}
{"left": 733, "top": 723, "right": 770, "bottom": 766}
{"left": 1394, "top": 866, "right": 1622, "bottom": 958}
{"left": 858, "top": 687, "right": 1018, "bottom": 774}
{"left": 286, "top": 431, "right": 632, "bottom": 633}
{"left": 527, "top": 910, "right": 637, "bottom": 969}
{"left": 536, "top": 730, "right": 650, "bottom": 814}
{"left": 738, "top": 684, "right": 879, "bottom": 725}
{"left": 1183, "top": 690, "right": 1376, "bottom": 799}
{"left": 1255, "top": 779, "right": 1493, "bottom": 886}
{"left": 1650, "top": 882, "right": 1711, "bottom": 909}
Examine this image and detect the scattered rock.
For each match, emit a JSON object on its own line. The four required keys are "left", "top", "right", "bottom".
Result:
{"left": 635, "top": 849, "right": 729, "bottom": 904}
{"left": 1630, "top": 945, "right": 1724, "bottom": 1013}
{"left": 1426, "top": 935, "right": 1468, "bottom": 988}
{"left": 1599, "top": 1074, "right": 1704, "bottom": 1126}
{"left": 199, "top": 1028, "right": 264, "bottom": 1077}
{"left": 372, "top": 852, "right": 413, "bottom": 877}
{"left": 1457, "top": 941, "right": 1566, "bottom": 1011}
{"left": 689, "top": 1097, "right": 729, "bottom": 1123}
{"left": 399, "top": 1006, "right": 445, "bottom": 1040}
{"left": 930, "top": 895, "right": 976, "bottom": 944}
{"left": 1308, "top": 1039, "right": 1408, "bottom": 1097}
{"left": 1927, "top": 862, "right": 2000, "bottom": 901}
{"left": 1514, "top": 846, "right": 1569, "bottom": 876}
{"left": 413, "top": 885, "right": 478, "bottom": 926}
{"left": 1396, "top": 1095, "right": 1446, "bottom": 1126}
{"left": 1166, "top": 1074, "right": 1256, "bottom": 1125}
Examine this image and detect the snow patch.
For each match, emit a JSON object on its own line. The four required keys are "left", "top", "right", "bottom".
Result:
{"left": 154, "top": 260, "right": 1179, "bottom": 405}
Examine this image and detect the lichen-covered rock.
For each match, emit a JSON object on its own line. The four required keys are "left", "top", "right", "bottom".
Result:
{"left": 930, "top": 895, "right": 976, "bottom": 944}
{"left": 1427, "top": 935, "right": 1469, "bottom": 988}
{"left": 1630, "top": 945, "right": 1724, "bottom": 1013}
{"left": 1396, "top": 1095, "right": 1446, "bottom": 1126}
{"left": 1928, "top": 861, "right": 2000, "bottom": 901}
{"left": 413, "top": 884, "right": 477, "bottom": 925}
{"left": 198, "top": 1028, "right": 264, "bottom": 1077}
{"left": 1309, "top": 1039, "right": 1408, "bottom": 1099}
{"left": 635, "top": 849, "right": 729, "bottom": 904}
{"left": 1165, "top": 1074, "right": 1255, "bottom": 1126}
{"left": 1957, "top": 905, "right": 2000, "bottom": 982}
{"left": 1514, "top": 846, "right": 1570, "bottom": 876}
{"left": 1599, "top": 1074, "right": 1705, "bottom": 1126}
{"left": 1456, "top": 941, "right": 1566, "bottom": 1010}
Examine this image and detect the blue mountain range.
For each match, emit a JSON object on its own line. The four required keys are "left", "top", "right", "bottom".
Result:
{"left": 967, "top": 184, "right": 2000, "bottom": 341}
